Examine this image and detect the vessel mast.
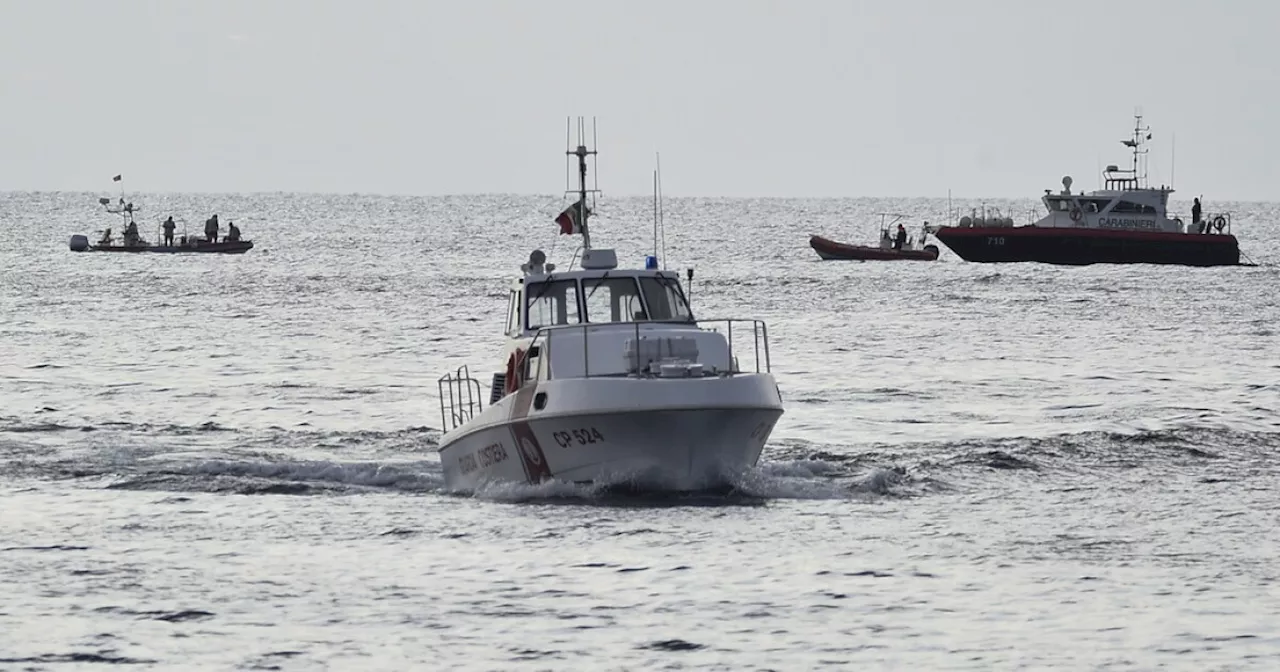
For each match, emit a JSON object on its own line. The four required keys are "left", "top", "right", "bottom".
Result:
{"left": 1123, "top": 112, "right": 1151, "bottom": 188}
{"left": 566, "top": 117, "right": 599, "bottom": 251}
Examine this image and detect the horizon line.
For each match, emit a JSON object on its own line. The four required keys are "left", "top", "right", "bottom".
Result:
{"left": 1, "top": 188, "right": 1271, "bottom": 203}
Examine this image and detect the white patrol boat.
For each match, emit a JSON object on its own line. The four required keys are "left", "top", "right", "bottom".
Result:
{"left": 933, "top": 113, "right": 1243, "bottom": 266}
{"left": 435, "top": 121, "right": 784, "bottom": 492}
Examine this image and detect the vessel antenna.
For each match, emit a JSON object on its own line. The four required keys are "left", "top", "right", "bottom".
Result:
{"left": 657, "top": 152, "right": 667, "bottom": 271}
{"left": 653, "top": 167, "right": 659, "bottom": 261}
{"left": 1171, "top": 132, "right": 1176, "bottom": 189}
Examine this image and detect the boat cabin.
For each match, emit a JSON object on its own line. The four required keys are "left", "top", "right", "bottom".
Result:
{"left": 484, "top": 247, "right": 761, "bottom": 403}
{"left": 1037, "top": 171, "right": 1175, "bottom": 231}
{"left": 504, "top": 248, "right": 695, "bottom": 339}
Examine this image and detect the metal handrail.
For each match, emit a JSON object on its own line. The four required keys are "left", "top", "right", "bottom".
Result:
{"left": 1192, "top": 211, "right": 1233, "bottom": 235}
{"left": 522, "top": 317, "right": 771, "bottom": 382}
{"left": 436, "top": 364, "right": 484, "bottom": 431}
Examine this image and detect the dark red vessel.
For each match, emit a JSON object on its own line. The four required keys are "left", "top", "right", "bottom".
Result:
{"left": 810, "top": 214, "right": 940, "bottom": 261}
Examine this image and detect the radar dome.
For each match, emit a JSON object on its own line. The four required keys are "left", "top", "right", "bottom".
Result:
{"left": 529, "top": 249, "right": 547, "bottom": 266}
{"left": 959, "top": 216, "right": 972, "bottom": 227}
{"left": 1062, "top": 176, "right": 1073, "bottom": 189}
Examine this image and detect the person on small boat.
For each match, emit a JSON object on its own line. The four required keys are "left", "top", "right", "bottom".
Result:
{"left": 225, "top": 221, "right": 241, "bottom": 242}
{"left": 99, "top": 228, "right": 112, "bottom": 245}
{"left": 204, "top": 214, "right": 219, "bottom": 243}
{"left": 893, "top": 224, "right": 908, "bottom": 250}
{"left": 162, "top": 216, "right": 176, "bottom": 246}
{"left": 123, "top": 220, "right": 140, "bottom": 246}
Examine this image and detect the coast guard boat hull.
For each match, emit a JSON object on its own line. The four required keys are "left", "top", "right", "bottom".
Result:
{"left": 439, "top": 377, "right": 783, "bottom": 492}
{"left": 933, "top": 226, "right": 1239, "bottom": 266}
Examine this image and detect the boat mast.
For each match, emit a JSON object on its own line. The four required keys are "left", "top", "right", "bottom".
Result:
{"left": 1123, "top": 111, "right": 1150, "bottom": 188}
{"left": 566, "top": 117, "right": 598, "bottom": 251}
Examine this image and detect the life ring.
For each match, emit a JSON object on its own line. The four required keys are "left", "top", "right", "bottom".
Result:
{"left": 504, "top": 350, "right": 524, "bottom": 395}
{"left": 1069, "top": 208, "right": 1082, "bottom": 222}
{"left": 1213, "top": 215, "right": 1226, "bottom": 233}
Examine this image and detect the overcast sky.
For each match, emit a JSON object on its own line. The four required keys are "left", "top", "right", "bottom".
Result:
{"left": 2, "top": 0, "right": 1276, "bottom": 199}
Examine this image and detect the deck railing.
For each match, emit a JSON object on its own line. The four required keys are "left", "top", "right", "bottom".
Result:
{"left": 1189, "top": 211, "right": 1233, "bottom": 235}
{"left": 437, "top": 364, "right": 485, "bottom": 431}
{"left": 524, "top": 318, "right": 772, "bottom": 381}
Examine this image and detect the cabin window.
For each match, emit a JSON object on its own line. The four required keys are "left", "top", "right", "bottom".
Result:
{"left": 582, "top": 277, "right": 645, "bottom": 323}
{"left": 505, "top": 290, "right": 518, "bottom": 334}
{"left": 525, "top": 280, "right": 581, "bottom": 330}
{"left": 638, "top": 276, "right": 694, "bottom": 322}
{"left": 1110, "top": 200, "right": 1156, "bottom": 214}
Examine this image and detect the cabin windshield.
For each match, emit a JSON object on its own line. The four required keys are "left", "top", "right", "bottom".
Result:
{"left": 525, "top": 279, "right": 581, "bottom": 329}
{"left": 523, "top": 273, "right": 696, "bottom": 331}
{"left": 638, "top": 276, "right": 694, "bottom": 322}
{"left": 582, "top": 276, "right": 646, "bottom": 323}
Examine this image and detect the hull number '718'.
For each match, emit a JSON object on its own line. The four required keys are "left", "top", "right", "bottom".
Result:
{"left": 553, "top": 427, "right": 606, "bottom": 448}
{"left": 986, "top": 237, "right": 1005, "bottom": 246}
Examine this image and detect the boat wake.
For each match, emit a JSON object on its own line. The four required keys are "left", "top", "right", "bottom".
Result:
{"left": 3, "top": 419, "right": 1275, "bottom": 504}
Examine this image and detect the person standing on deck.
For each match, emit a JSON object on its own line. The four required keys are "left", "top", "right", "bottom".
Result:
{"left": 1192, "top": 197, "right": 1203, "bottom": 232}
{"left": 123, "top": 220, "right": 140, "bottom": 246}
{"left": 162, "top": 216, "right": 176, "bottom": 246}
{"left": 894, "top": 223, "right": 908, "bottom": 250}
{"left": 204, "top": 214, "right": 219, "bottom": 243}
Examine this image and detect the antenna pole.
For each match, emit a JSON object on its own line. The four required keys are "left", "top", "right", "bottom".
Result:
{"left": 578, "top": 142, "right": 590, "bottom": 251}
{"left": 657, "top": 152, "right": 667, "bottom": 271}
{"left": 1171, "top": 132, "right": 1176, "bottom": 189}
{"left": 653, "top": 167, "right": 659, "bottom": 260}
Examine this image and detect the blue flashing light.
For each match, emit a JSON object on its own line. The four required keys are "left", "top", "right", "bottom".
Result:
{"left": 644, "top": 255, "right": 658, "bottom": 270}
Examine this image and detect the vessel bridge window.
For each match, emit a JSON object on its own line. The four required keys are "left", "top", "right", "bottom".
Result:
{"left": 526, "top": 279, "right": 581, "bottom": 330}
{"left": 1049, "top": 198, "right": 1106, "bottom": 212}
{"left": 638, "top": 276, "right": 694, "bottom": 322}
{"left": 1109, "top": 200, "right": 1157, "bottom": 214}
{"left": 583, "top": 276, "right": 646, "bottom": 323}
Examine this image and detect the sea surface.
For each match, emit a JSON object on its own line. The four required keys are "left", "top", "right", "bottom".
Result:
{"left": 2, "top": 191, "right": 1279, "bottom": 670}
